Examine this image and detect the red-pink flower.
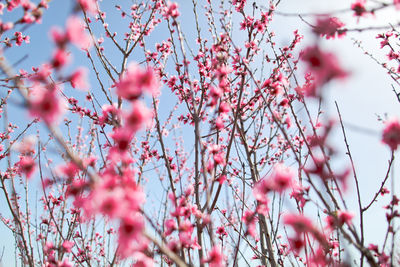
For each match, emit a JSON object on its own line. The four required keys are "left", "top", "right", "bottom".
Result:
{"left": 270, "top": 163, "right": 295, "bottom": 193}
{"left": 337, "top": 210, "right": 354, "bottom": 226}
{"left": 116, "top": 63, "right": 159, "bottom": 101}
{"left": 254, "top": 163, "right": 295, "bottom": 198}
{"left": 62, "top": 240, "right": 74, "bottom": 253}
{"left": 253, "top": 177, "right": 271, "bottom": 202}
{"left": 29, "top": 84, "right": 66, "bottom": 124}
{"left": 382, "top": 118, "right": 400, "bottom": 150}
{"left": 284, "top": 214, "right": 313, "bottom": 235}
{"left": 313, "top": 17, "right": 346, "bottom": 39}
{"left": 165, "top": 219, "right": 177, "bottom": 236}
{"left": 118, "top": 213, "right": 146, "bottom": 258}
{"left": 124, "top": 101, "right": 151, "bottom": 134}
{"left": 97, "top": 189, "right": 125, "bottom": 218}
{"left": 119, "top": 213, "right": 144, "bottom": 241}
{"left": 59, "top": 258, "right": 72, "bottom": 267}
{"left": 351, "top": 0, "right": 367, "bottom": 17}
{"left": 202, "top": 245, "right": 225, "bottom": 267}
{"left": 242, "top": 210, "right": 257, "bottom": 237}
{"left": 110, "top": 128, "right": 133, "bottom": 151}
{"left": 301, "top": 46, "right": 348, "bottom": 95}
{"left": 132, "top": 252, "right": 154, "bottom": 267}
{"left": 326, "top": 210, "right": 354, "bottom": 230}
{"left": 216, "top": 226, "right": 227, "bottom": 237}
{"left": 52, "top": 48, "right": 70, "bottom": 69}
{"left": 17, "top": 156, "right": 36, "bottom": 179}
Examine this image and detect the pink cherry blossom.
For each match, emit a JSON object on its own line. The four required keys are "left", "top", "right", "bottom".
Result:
{"left": 52, "top": 48, "right": 70, "bottom": 69}
{"left": 124, "top": 101, "right": 151, "bottom": 134}
{"left": 97, "top": 189, "right": 125, "bottom": 218}
{"left": 165, "top": 219, "right": 177, "bottom": 236}
{"left": 337, "top": 210, "right": 354, "bottom": 226}
{"left": 163, "top": 2, "right": 180, "bottom": 19}
{"left": 202, "top": 245, "right": 225, "bottom": 267}
{"left": 78, "top": 0, "right": 97, "bottom": 15}
{"left": 118, "top": 213, "right": 145, "bottom": 257}
{"left": 116, "top": 63, "right": 159, "bottom": 101}
{"left": 254, "top": 163, "right": 295, "bottom": 197}
{"left": 28, "top": 84, "right": 66, "bottom": 124}
{"left": 382, "top": 118, "right": 400, "bottom": 150}
{"left": 301, "top": 45, "right": 348, "bottom": 95}
{"left": 66, "top": 16, "right": 92, "bottom": 49}
{"left": 313, "top": 17, "right": 346, "bottom": 39}
{"left": 269, "top": 163, "right": 295, "bottom": 193}
{"left": 326, "top": 210, "right": 354, "bottom": 230}
{"left": 110, "top": 127, "right": 133, "bottom": 151}
{"left": 284, "top": 214, "right": 314, "bottom": 235}
{"left": 70, "top": 67, "right": 89, "bottom": 90}
{"left": 351, "top": 0, "right": 367, "bottom": 17}
{"left": 132, "top": 252, "right": 154, "bottom": 267}
{"left": 17, "top": 156, "right": 36, "bottom": 179}
{"left": 61, "top": 240, "right": 74, "bottom": 253}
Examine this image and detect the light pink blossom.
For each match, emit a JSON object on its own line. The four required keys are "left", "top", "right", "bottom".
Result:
{"left": 70, "top": 67, "right": 89, "bottom": 90}
{"left": 29, "top": 84, "right": 66, "bottom": 124}
{"left": 116, "top": 63, "right": 159, "bottom": 101}
{"left": 78, "top": 0, "right": 97, "bottom": 15}
{"left": 66, "top": 16, "right": 92, "bottom": 49}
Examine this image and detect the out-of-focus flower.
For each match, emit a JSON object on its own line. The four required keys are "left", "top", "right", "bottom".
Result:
{"left": 382, "top": 118, "right": 400, "bottom": 150}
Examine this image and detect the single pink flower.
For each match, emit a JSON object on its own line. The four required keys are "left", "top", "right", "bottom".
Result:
{"left": 62, "top": 240, "right": 74, "bottom": 253}
{"left": 14, "top": 136, "right": 36, "bottom": 154}
{"left": 313, "top": 17, "right": 346, "bottom": 39}
{"left": 284, "top": 214, "right": 313, "bottom": 234}
{"left": 70, "top": 67, "right": 89, "bottom": 91}
{"left": 270, "top": 163, "right": 295, "bottom": 193}
{"left": 253, "top": 178, "right": 271, "bottom": 202}
{"left": 216, "top": 226, "right": 227, "bottom": 237}
{"left": 116, "top": 63, "right": 159, "bottom": 101}
{"left": 29, "top": 84, "right": 66, "bottom": 124}
{"left": 17, "top": 156, "right": 36, "bottom": 179}
{"left": 124, "top": 101, "right": 151, "bottom": 134}
{"left": 382, "top": 118, "right": 400, "bottom": 150}
{"left": 202, "top": 245, "right": 225, "bottom": 267}
{"left": 242, "top": 210, "right": 257, "bottom": 237}
{"left": 337, "top": 210, "right": 354, "bottom": 226}
{"left": 66, "top": 16, "right": 92, "bottom": 49}
{"left": 351, "top": 0, "right": 367, "bottom": 17}
{"left": 97, "top": 190, "right": 125, "bottom": 218}
{"left": 326, "top": 210, "right": 354, "bottom": 230}
{"left": 31, "top": 64, "right": 52, "bottom": 82}
{"left": 52, "top": 48, "right": 70, "bottom": 69}
{"left": 59, "top": 258, "right": 73, "bottom": 267}
{"left": 118, "top": 213, "right": 144, "bottom": 243}
{"left": 132, "top": 252, "right": 154, "bottom": 267}
{"left": 78, "top": 0, "right": 97, "bottom": 15}
{"left": 110, "top": 128, "right": 133, "bottom": 151}
{"left": 164, "top": 219, "right": 177, "bottom": 236}
{"left": 301, "top": 46, "right": 348, "bottom": 95}
{"left": 118, "top": 213, "right": 145, "bottom": 257}
{"left": 254, "top": 163, "right": 295, "bottom": 198}
{"left": 50, "top": 26, "right": 66, "bottom": 46}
